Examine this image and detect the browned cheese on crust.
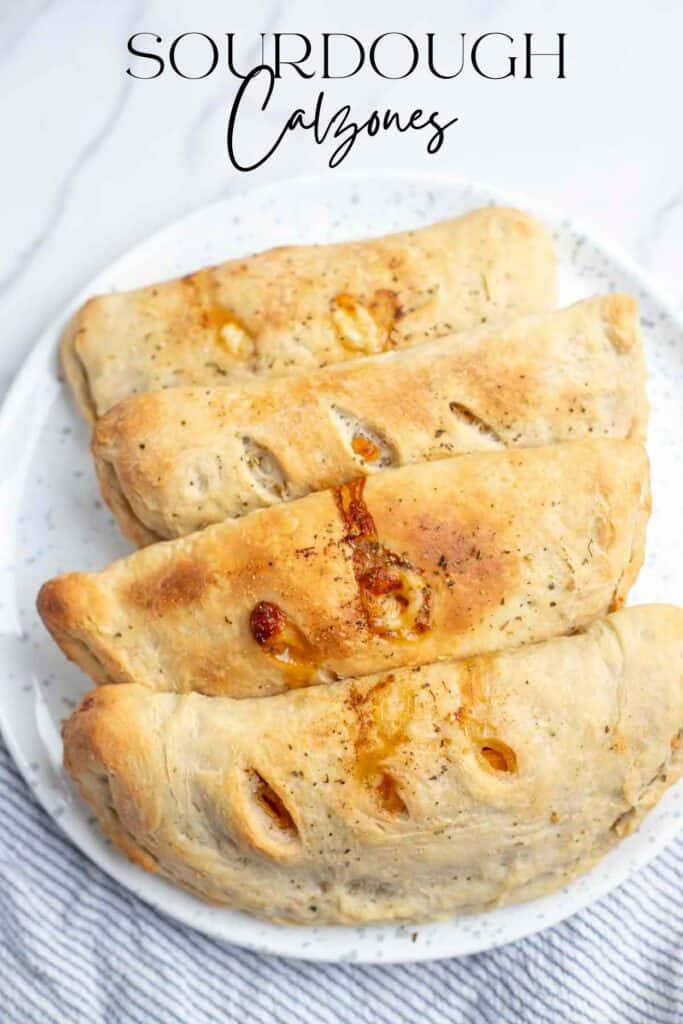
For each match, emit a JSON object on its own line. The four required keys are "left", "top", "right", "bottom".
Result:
{"left": 37, "top": 439, "right": 650, "bottom": 698}
{"left": 60, "top": 207, "right": 556, "bottom": 420}
{"left": 91, "top": 294, "right": 647, "bottom": 545}
{"left": 61, "top": 606, "right": 683, "bottom": 924}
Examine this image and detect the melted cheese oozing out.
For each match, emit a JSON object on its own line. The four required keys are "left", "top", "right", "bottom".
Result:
{"left": 249, "top": 600, "right": 318, "bottom": 686}
{"left": 220, "top": 321, "right": 253, "bottom": 357}
{"left": 330, "top": 294, "right": 386, "bottom": 354}
{"left": 334, "top": 478, "right": 431, "bottom": 640}
{"left": 351, "top": 433, "right": 380, "bottom": 462}
{"left": 207, "top": 308, "right": 254, "bottom": 359}
{"left": 359, "top": 563, "right": 429, "bottom": 638}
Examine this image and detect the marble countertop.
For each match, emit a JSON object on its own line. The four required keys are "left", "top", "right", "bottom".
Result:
{"left": 1, "top": 0, "right": 682, "bottom": 400}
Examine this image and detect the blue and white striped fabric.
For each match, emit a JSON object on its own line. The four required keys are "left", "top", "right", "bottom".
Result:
{"left": 1, "top": 738, "right": 681, "bottom": 1024}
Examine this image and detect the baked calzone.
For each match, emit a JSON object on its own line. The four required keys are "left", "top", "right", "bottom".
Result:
{"left": 62, "top": 605, "right": 683, "bottom": 925}
{"left": 92, "top": 294, "right": 646, "bottom": 545}
{"left": 38, "top": 439, "right": 650, "bottom": 698}
{"left": 61, "top": 207, "right": 556, "bottom": 420}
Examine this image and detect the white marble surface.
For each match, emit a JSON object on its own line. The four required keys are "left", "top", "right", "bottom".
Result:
{"left": 1, "top": 0, "right": 682, "bottom": 398}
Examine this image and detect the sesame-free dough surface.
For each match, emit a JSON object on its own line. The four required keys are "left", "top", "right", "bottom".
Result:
{"left": 61, "top": 207, "right": 556, "bottom": 420}
{"left": 38, "top": 439, "right": 650, "bottom": 698}
{"left": 92, "top": 295, "right": 646, "bottom": 545}
{"left": 61, "top": 606, "right": 683, "bottom": 925}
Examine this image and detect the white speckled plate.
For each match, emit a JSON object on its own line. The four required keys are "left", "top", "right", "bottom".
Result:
{"left": 1, "top": 172, "right": 682, "bottom": 964}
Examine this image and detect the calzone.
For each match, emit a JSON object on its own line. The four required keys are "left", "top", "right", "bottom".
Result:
{"left": 92, "top": 294, "right": 646, "bottom": 545}
{"left": 61, "top": 207, "right": 556, "bottom": 420}
{"left": 61, "top": 605, "right": 683, "bottom": 925}
{"left": 38, "top": 439, "right": 650, "bottom": 698}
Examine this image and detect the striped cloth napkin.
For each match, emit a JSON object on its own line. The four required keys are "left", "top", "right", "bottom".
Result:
{"left": 1, "top": 738, "right": 681, "bottom": 1024}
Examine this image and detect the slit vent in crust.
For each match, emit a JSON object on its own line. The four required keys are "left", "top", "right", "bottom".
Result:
{"left": 479, "top": 740, "right": 517, "bottom": 774}
{"left": 448, "top": 401, "right": 505, "bottom": 447}
{"left": 241, "top": 437, "right": 289, "bottom": 501}
{"left": 329, "top": 405, "right": 398, "bottom": 470}
{"left": 247, "top": 769, "right": 298, "bottom": 836}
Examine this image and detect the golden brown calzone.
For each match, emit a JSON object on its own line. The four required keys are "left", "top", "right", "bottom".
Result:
{"left": 62, "top": 605, "right": 683, "bottom": 925}
{"left": 38, "top": 439, "right": 650, "bottom": 698}
{"left": 61, "top": 207, "right": 556, "bottom": 420}
{"left": 93, "top": 294, "right": 647, "bottom": 545}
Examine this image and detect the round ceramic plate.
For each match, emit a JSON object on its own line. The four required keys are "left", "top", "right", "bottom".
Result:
{"left": 1, "top": 172, "right": 681, "bottom": 964}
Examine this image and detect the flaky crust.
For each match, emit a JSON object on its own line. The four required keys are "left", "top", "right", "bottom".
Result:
{"left": 61, "top": 207, "right": 556, "bottom": 420}
{"left": 38, "top": 440, "right": 650, "bottom": 698}
{"left": 62, "top": 606, "right": 683, "bottom": 925}
{"left": 92, "top": 295, "right": 647, "bottom": 545}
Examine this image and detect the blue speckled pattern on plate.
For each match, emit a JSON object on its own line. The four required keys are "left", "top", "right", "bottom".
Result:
{"left": 0, "top": 172, "right": 681, "bottom": 963}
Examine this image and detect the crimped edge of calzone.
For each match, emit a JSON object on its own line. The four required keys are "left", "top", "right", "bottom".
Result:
{"left": 38, "top": 440, "right": 651, "bottom": 698}
{"left": 91, "top": 293, "right": 648, "bottom": 546}
{"left": 61, "top": 605, "right": 683, "bottom": 925}
{"left": 60, "top": 206, "right": 556, "bottom": 421}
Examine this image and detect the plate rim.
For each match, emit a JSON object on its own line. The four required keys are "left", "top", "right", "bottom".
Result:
{"left": 1, "top": 168, "right": 682, "bottom": 964}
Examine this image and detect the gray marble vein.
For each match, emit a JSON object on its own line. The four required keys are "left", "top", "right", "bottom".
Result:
{"left": 0, "top": 0, "right": 679, "bottom": 397}
{"left": 0, "top": 0, "right": 56, "bottom": 64}
{"left": 0, "top": 0, "right": 151, "bottom": 296}
{"left": 0, "top": 78, "right": 133, "bottom": 295}
{"left": 638, "top": 186, "right": 683, "bottom": 267}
